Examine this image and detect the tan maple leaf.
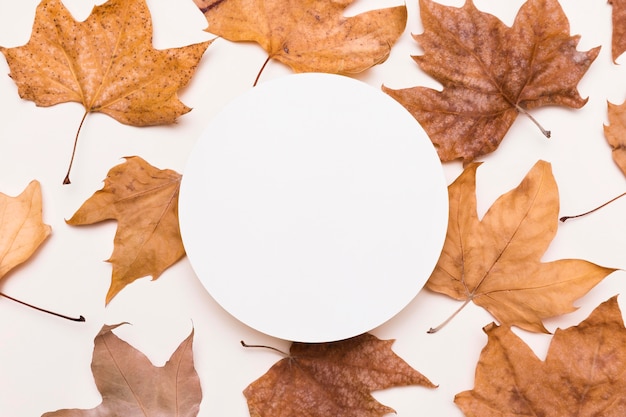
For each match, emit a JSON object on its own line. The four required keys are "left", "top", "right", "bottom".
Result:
{"left": 610, "top": 0, "right": 626, "bottom": 62}
{"left": 243, "top": 333, "right": 436, "bottom": 417}
{"left": 604, "top": 100, "right": 626, "bottom": 176}
{"left": 383, "top": 0, "right": 599, "bottom": 163}
{"left": 0, "top": 0, "right": 211, "bottom": 183}
{"left": 193, "top": 0, "right": 406, "bottom": 83}
{"left": 426, "top": 160, "right": 616, "bottom": 333}
{"left": 43, "top": 324, "right": 201, "bottom": 417}
{"left": 456, "top": 296, "right": 626, "bottom": 416}
{"left": 0, "top": 181, "right": 51, "bottom": 280}
{"left": 66, "top": 157, "right": 183, "bottom": 304}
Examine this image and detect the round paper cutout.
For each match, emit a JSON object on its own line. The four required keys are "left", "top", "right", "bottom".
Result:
{"left": 179, "top": 73, "right": 448, "bottom": 342}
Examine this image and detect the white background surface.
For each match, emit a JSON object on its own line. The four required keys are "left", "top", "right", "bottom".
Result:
{"left": 0, "top": 0, "right": 624, "bottom": 416}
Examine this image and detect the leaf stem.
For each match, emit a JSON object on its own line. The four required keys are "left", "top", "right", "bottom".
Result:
{"left": 63, "top": 110, "right": 89, "bottom": 185}
{"left": 0, "top": 291, "right": 85, "bottom": 322}
{"left": 516, "top": 104, "right": 551, "bottom": 138}
{"left": 560, "top": 191, "right": 626, "bottom": 222}
{"left": 427, "top": 298, "right": 472, "bottom": 334}
{"left": 253, "top": 56, "right": 271, "bottom": 87}
{"left": 241, "top": 340, "right": 289, "bottom": 356}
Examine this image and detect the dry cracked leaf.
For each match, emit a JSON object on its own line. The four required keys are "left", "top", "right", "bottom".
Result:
{"left": 426, "top": 160, "right": 616, "bottom": 333}
{"left": 43, "top": 324, "right": 201, "bottom": 417}
{"left": 604, "top": 100, "right": 626, "bottom": 176}
{"left": 0, "top": 180, "right": 51, "bottom": 280}
{"left": 66, "top": 156, "right": 184, "bottom": 304}
{"left": 383, "top": 0, "right": 599, "bottom": 163}
{"left": 0, "top": 0, "right": 211, "bottom": 183}
{"left": 456, "top": 296, "right": 626, "bottom": 416}
{"left": 243, "top": 333, "right": 435, "bottom": 417}
{"left": 194, "top": 0, "right": 406, "bottom": 83}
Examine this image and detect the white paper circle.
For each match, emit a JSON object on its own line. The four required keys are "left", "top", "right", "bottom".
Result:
{"left": 179, "top": 73, "right": 448, "bottom": 342}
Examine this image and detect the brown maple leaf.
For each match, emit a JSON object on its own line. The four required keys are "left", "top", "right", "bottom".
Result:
{"left": 43, "top": 324, "right": 201, "bottom": 417}
{"left": 0, "top": 0, "right": 211, "bottom": 183}
{"left": 383, "top": 0, "right": 599, "bottom": 163}
{"left": 193, "top": 0, "right": 406, "bottom": 84}
{"left": 0, "top": 180, "right": 51, "bottom": 280}
{"left": 243, "top": 333, "right": 435, "bottom": 417}
{"left": 456, "top": 296, "right": 626, "bottom": 416}
{"left": 426, "top": 160, "right": 616, "bottom": 333}
{"left": 604, "top": 100, "right": 626, "bottom": 176}
{"left": 610, "top": 0, "right": 626, "bottom": 62}
{"left": 66, "top": 156, "right": 184, "bottom": 304}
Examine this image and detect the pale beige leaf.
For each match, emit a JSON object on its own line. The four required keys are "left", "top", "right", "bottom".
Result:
{"left": 0, "top": 180, "right": 51, "bottom": 280}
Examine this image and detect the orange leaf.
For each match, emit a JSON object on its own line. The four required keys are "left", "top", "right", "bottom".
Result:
{"left": 43, "top": 325, "right": 201, "bottom": 416}
{"left": 456, "top": 296, "right": 626, "bottom": 416}
{"left": 243, "top": 333, "right": 435, "bottom": 417}
{"left": 0, "top": 0, "right": 211, "bottom": 126}
{"left": 604, "top": 100, "right": 626, "bottom": 177}
{"left": 426, "top": 160, "right": 616, "bottom": 333}
{"left": 0, "top": 181, "right": 51, "bottom": 280}
{"left": 383, "top": 0, "right": 599, "bottom": 163}
{"left": 66, "top": 157, "right": 183, "bottom": 304}
{"left": 194, "top": 0, "right": 406, "bottom": 79}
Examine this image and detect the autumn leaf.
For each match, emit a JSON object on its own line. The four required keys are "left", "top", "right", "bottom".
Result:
{"left": 243, "top": 333, "right": 435, "bottom": 417}
{"left": 610, "top": 0, "right": 626, "bottom": 62}
{"left": 43, "top": 324, "right": 201, "bottom": 417}
{"left": 604, "top": 100, "right": 626, "bottom": 176}
{"left": 0, "top": 181, "right": 51, "bottom": 280}
{"left": 66, "top": 156, "right": 184, "bottom": 305}
{"left": 456, "top": 296, "right": 626, "bottom": 416}
{"left": 0, "top": 0, "right": 211, "bottom": 183}
{"left": 426, "top": 160, "right": 616, "bottom": 333}
{"left": 383, "top": 0, "right": 599, "bottom": 163}
{"left": 193, "top": 0, "right": 406, "bottom": 84}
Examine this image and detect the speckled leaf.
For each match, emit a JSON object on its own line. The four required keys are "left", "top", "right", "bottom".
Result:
{"left": 0, "top": 0, "right": 211, "bottom": 126}
{"left": 383, "top": 0, "right": 599, "bottom": 163}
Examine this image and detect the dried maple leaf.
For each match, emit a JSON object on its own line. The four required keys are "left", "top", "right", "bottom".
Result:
{"left": 66, "top": 157, "right": 183, "bottom": 304}
{"left": 383, "top": 0, "right": 599, "bottom": 163}
{"left": 243, "top": 333, "right": 435, "bottom": 417}
{"left": 610, "top": 0, "right": 626, "bottom": 62}
{"left": 43, "top": 324, "right": 201, "bottom": 417}
{"left": 426, "top": 160, "right": 616, "bottom": 333}
{"left": 0, "top": 0, "right": 211, "bottom": 183}
{"left": 456, "top": 296, "right": 626, "bottom": 416}
{"left": 193, "top": 0, "right": 406, "bottom": 83}
{"left": 604, "top": 100, "right": 626, "bottom": 176}
{"left": 0, "top": 180, "right": 51, "bottom": 280}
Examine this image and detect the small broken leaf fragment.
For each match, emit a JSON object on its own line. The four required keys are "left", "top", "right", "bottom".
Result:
{"left": 244, "top": 333, "right": 435, "bottom": 417}
{"left": 383, "top": 0, "right": 599, "bottom": 163}
{"left": 0, "top": 180, "right": 51, "bottom": 280}
{"left": 426, "top": 160, "right": 616, "bottom": 333}
{"left": 66, "top": 157, "right": 184, "bottom": 304}
{"left": 610, "top": 0, "right": 626, "bottom": 62}
{"left": 194, "top": 0, "right": 406, "bottom": 78}
{"left": 456, "top": 296, "right": 626, "bottom": 416}
{"left": 42, "top": 324, "right": 202, "bottom": 417}
{"left": 604, "top": 100, "right": 626, "bottom": 176}
{"left": 0, "top": 0, "right": 211, "bottom": 182}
